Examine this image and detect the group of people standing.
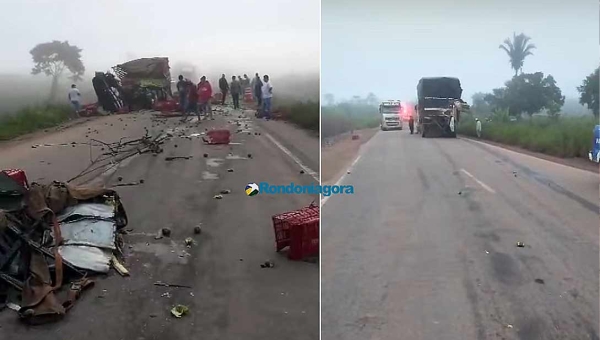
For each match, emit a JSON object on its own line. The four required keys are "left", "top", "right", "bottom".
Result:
{"left": 177, "top": 75, "right": 214, "bottom": 121}
{"left": 218, "top": 73, "right": 273, "bottom": 119}
{"left": 176, "top": 73, "right": 274, "bottom": 120}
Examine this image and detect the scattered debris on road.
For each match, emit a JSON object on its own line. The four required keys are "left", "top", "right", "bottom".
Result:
{"left": 213, "top": 194, "right": 223, "bottom": 199}
{"left": 516, "top": 241, "right": 525, "bottom": 247}
{"left": 153, "top": 281, "right": 192, "bottom": 289}
{"left": 165, "top": 156, "right": 192, "bottom": 161}
{"left": 535, "top": 278, "right": 545, "bottom": 284}
{"left": 220, "top": 189, "right": 231, "bottom": 194}
{"left": 184, "top": 237, "right": 194, "bottom": 247}
{"left": 193, "top": 225, "right": 202, "bottom": 234}
{"left": 170, "top": 304, "right": 189, "bottom": 318}
{"left": 227, "top": 168, "right": 234, "bottom": 172}
{"left": 161, "top": 228, "right": 171, "bottom": 237}
{"left": 0, "top": 171, "right": 130, "bottom": 325}
{"left": 261, "top": 260, "right": 275, "bottom": 268}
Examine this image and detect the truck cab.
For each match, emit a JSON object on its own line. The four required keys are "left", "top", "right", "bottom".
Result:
{"left": 379, "top": 100, "right": 403, "bottom": 131}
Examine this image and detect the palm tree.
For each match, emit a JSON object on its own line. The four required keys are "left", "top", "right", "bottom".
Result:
{"left": 499, "top": 32, "right": 536, "bottom": 76}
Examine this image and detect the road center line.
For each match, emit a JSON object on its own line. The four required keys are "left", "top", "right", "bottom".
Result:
{"left": 461, "top": 169, "right": 496, "bottom": 194}
{"left": 263, "top": 131, "right": 319, "bottom": 182}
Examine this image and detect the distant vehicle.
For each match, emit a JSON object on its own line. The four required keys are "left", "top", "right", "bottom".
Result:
{"left": 379, "top": 100, "right": 403, "bottom": 131}
{"left": 416, "top": 77, "right": 467, "bottom": 138}
{"left": 589, "top": 125, "right": 600, "bottom": 163}
{"left": 509, "top": 116, "right": 517, "bottom": 122}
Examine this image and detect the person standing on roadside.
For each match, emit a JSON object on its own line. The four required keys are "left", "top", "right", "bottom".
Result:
{"left": 176, "top": 75, "right": 188, "bottom": 113}
{"left": 197, "top": 76, "right": 214, "bottom": 120}
{"left": 253, "top": 73, "right": 263, "bottom": 109}
{"left": 230, "top": 76, "right": 242, "bottom": 110}
{"left": 182, "top": 80, "right": 198, "bottom": 122}
{"left": 218, "top": 74, "right": 229, "bottom": 105}
{"left": 475, "top": 118, "right": 482, "bottom": 138}
{"left": 242, "top": 74, "right": 250, "bottom": 96}
{"left": 68, "top": 84, "right": 82, "bottom": 118}
{"left": 261, "top": 75, "right": 273, "bottom": 120}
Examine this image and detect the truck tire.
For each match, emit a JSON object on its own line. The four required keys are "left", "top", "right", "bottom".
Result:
{"left": 381, "top": 126, "right": 386, "bottom": 131}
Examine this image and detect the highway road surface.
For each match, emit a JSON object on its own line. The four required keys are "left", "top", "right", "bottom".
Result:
{"left": 0, "top": 108, "right": 319, "bottom": 340}
{"left": 321, "top": 130, "right": 599, "bottom": 340}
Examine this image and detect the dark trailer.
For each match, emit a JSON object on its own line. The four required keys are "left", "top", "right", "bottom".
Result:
{"left": 416, "top": 77, "right": 465, "bottom": 138}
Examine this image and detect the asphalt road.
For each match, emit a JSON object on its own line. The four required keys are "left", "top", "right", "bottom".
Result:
{"left": 0, "top": 107, "right": 319, "bottom": 340}
{"left": 321, "top": 130, "right": 599, "bottom": 340}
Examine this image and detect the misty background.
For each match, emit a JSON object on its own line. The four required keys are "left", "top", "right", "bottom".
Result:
{"left": 0, "top": 0, "right": 319, "bottom": 114}
{"left": 321, "top": 0, "right": 598, "bottom": 113}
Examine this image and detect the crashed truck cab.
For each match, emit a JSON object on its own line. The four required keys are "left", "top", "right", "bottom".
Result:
{"left": 589, "top": 125, "right": 600, "bottom": 163}
{"left": 416, "top": 77, "right": 467, "bottom": 138}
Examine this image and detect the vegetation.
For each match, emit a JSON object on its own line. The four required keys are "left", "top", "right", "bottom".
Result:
{"left": 321, "top": 95, "right": 381, "bottom": 138}
{"left": 499, "top": 33, "right": 536, "bottom": 76}
{"left": 30, "top": 41, "right": 85, "bottom": 102}
{"left": 0, "top": 104, "right": 73, "bottom": 140}
{"left": 577, "top": 67, "right": 599, "bottom": 117}
{"left": 484, "top": 72, "right": 565, "bottom": 117}
{"left": 458, "top": 112, "right": 595, "bottom": 158}
{"left": 274, "top": 99, "right": 319, "bottom": 131}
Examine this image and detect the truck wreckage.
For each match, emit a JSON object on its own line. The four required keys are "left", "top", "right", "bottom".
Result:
{"left": 416, "top": 77, "right": 469, "bottom": 138}
{"left": 0, "top": 171, "right": 129, "bottom": 325}
{"left": 91, "top": 57, "right": 173, "bottom": 114}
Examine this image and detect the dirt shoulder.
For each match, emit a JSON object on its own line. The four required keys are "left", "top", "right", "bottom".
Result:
{"left": 321, "top": 128, "right": 378, "bottom": 185}
{"left": 459, "top": 135, "right": 599, "bottom": 174}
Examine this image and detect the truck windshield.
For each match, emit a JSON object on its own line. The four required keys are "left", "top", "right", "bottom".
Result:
{"left": 380, "top": 106, "right": 400, "bottom": 113}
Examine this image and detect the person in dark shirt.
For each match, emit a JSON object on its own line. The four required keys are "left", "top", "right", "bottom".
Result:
{"left": 176, "top": 75, "right": 188, "bottom": 112}
{"left": 218, "top": 74, "right": 229, "bottom": 105}
{"left": 253, "top": 73, "right": 263, "bottom": 109}
{"left": 230, "top": 76, "right": 242, "bottom": 110}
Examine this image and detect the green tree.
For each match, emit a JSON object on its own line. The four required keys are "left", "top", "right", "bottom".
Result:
{"left": 324, "top": 93, "right": 335, "bottom": 106}
{"left": 30, "top": 40, "right": 85, "bottom": 102}
{"left": 365, "top": 92, "right": 379, "bottom": 106}
{"left": 485, "top": 72, "right": 565, "bottom": 117}
{"left": 577, "top": 67, "right": 599, "bottom": 117}
{"left": 499, "top": 32, "right": 536, "bottom": 76}
{"left": 471, "top": 92, "right": 492, "bottom": 115}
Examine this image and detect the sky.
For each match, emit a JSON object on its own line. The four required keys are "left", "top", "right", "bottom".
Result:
{"left": 321, "top": 0, "right": 599, "bottom": 103}
{"left": 0, "top": 0, "right": 320, "bottom": 80}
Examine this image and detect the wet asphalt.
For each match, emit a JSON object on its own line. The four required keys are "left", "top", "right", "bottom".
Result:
{"left": 321, "top": 129, "right": 599, "bottom": 340}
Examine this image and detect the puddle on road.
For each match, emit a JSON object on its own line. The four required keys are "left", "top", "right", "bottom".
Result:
{"left": 206, "top": 158, "right": 223, "bottom": 167}
{"left": 130, "top": 240, "right": 191, "bottom": 265}
{"left": 202, "top": 171, "right": 219, "bottom": 180}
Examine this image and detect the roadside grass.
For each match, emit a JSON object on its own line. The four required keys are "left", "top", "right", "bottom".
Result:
{"left": 458, "top": 113, "right": 597, "bottom": 158}
{"left": 321, "top": 104, "right": 380, "bottom": 138}
{"left": 0, "top": 105, "right": 73, "bottom": 140}
{"left": 273, "top": 99, "right": 319, "bottom": 131}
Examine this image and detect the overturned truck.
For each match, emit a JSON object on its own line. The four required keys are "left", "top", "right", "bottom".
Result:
{"left": 416, "top": 77, "right": 467, "bottom": 138}
{"left": 112, "top": 57, "right": 173, "bottom": 111}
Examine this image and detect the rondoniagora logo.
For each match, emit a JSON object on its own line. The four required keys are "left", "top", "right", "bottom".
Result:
{"left": 245, "top": 182, "right": 354, "bottom": 196}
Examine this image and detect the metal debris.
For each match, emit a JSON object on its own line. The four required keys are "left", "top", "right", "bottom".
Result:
{"left": 153, "top": 281, "right": 192, "bottom": 288}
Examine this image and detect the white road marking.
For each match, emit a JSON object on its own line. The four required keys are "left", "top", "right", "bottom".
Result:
{"left": 263, "top": 131, "right": 319, "bottom": 182}
{"left": 461, "top": 169, "right": 496, "bottom": 194}
{"left": 321, "top": 154, "right": 362, "bottom": 206}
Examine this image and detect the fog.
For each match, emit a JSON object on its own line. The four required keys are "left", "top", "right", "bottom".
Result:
{"left": 321, "top": 0, "right": 598, "bottom": 105}
{"left": 0, "top": 0, "right": 319, "bottom": 112}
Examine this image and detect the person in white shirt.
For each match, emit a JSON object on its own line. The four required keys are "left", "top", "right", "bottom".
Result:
{"left": 475, "top": 118, "right": 482, "bottom": 138}
{"left": 68, "top": 84, "right": 81, "bottom": 117}
{"left": 261, "top": 75, "right": 273, "bottom": 119}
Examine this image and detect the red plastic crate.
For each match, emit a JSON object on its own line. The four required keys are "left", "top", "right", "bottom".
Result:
{"left": 205, "top": 129, "right": 231, "bottom": 145}
{"left": 2, "top": 169, "right": 29, "bottom": 189}
{"left": 272, "top": 204, "right": 319, "bottom": 260}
